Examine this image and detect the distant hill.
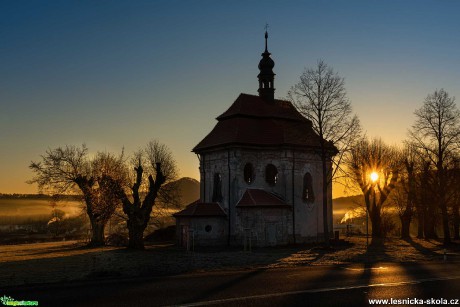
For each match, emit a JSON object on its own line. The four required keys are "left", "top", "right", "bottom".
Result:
{"left": 0, "top": 194, "right": 81, "bottom": 201}
{"left": 333, "top": 195, "right": 364, "bottom": 209}
{"left": 332, "top": 195, "right": 364, "bottom": 223}
{"left": 174, "top": 177, "right": 200, "bottom": 207}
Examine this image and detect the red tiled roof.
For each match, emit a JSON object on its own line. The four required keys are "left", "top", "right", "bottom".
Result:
{"left": 236, "top": 189, "right": 291, "bottom": 208}
{"left": 194, "top": 117, "right": 323, "bottom": 151}
{"left": 217, "top": 93, "right": 308, "bottom": 122}
{"left": 193, "top": 93, "right": 337, "bottom": 153}
{"left": 173, "top": 200, "right": 227, "bottom": 217}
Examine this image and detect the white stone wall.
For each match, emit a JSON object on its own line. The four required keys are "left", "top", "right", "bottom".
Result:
{"left": 198, "top": 147, "right": 333, "bottom": 244}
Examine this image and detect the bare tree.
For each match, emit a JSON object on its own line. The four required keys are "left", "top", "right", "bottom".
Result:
{"left": 453, "top": 166, "right": 460, "bottom": 240}
{"left": 288, "top": 60, "right": 361, "bottom": 246}
{"left": 408, "top": 89, "right": 460, "bottom": 245}
{"left": 346, "top": 138, "right": 401, "bottom": 238}
{"left": 417, "top": 160, "right": 438, "bottom": 239}
{"left": 111, "top": 140, "right": 179, "bottom": 249}
{"left": 390, "top": 144, "right": 418, "bottom": 239}
{"left": 29, "top": 145, "right": 127, "bottom": 246}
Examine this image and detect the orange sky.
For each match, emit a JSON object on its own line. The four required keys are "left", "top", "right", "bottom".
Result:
{"left": 2, "top": 1, "right": 460, "bottom": 197}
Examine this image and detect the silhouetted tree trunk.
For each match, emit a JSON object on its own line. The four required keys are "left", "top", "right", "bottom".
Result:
{"left": 369, "top": 199, "right": 382, "bottom": 238}
{"left": 415, "top": 169, "right": 425, "bottom": 239}
{"left": 392, "top": 150, "right": 417, "bottom": 240}
{"left": 89, "top": 219, "right": 105, "bottom": 246}
{"left": 424, "top": 210, "right": 437, "bottom": 239}
{"left": 451, "top": 167, "right": 460, "bottom": 240}
{"left": 400, "top": 213, "right": 411, "bottom": 239}
{"left": 418, "top": 162, "right": 435, "bottom": 239}
{"left": 392, "top": 183, "right": 412, "bottom": 239}
{"left": 111, "top": 140, "right": 177, "bottom": 250}
{"left": 453, "top": 204, "right": 460, "bottom": 240}
{"left": 401, "top": 158, "right": 415, "bottom": 239}
{"left": 415, "top": 207, "right": 425, "bottom": 238}
{"left": 423, "top": 183, "right": 437, "bottom": 239}
{"left": 438, "top": 156, "right": 451, "bottom": 244}
{"left": 399, "top": 191, "right": 413, "bottom": 240}
{"left": 123, "top": 163, "right": 166, "bottom": 249}
{"left": 75, "top": 175, "right": 103, "bottom": 246}
{"left": 320, "top": 143, "right": 332, "bottom": 244}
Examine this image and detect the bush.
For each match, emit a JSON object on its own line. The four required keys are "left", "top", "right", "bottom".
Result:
{"left": 381, "top": 213, "right": 397, "bottom": 238}
{"left": 106, "top": 233, "right": 129, "bottom": 246}
{"left": 144, "top": 225, "right": 176, "bottom": 242}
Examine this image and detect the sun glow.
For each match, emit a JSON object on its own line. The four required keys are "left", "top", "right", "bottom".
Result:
{"left": 370, "top": 172, "right": 379, "bottom": 183}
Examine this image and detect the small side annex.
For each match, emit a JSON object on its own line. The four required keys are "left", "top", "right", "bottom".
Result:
{"left": 173, "top": 201, "right": 227, "bottom": 247}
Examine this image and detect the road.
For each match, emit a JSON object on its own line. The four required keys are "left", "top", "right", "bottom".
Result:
{"left": 4, "top": 262, "right": 460, "bottom": 306}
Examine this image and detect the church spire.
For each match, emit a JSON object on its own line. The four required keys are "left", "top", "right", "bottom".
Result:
{"left": 258, "top": 27, "right": 275, "bottom": 102}
{"left": 265, "top": 29, "right": 268, "bottom": 52}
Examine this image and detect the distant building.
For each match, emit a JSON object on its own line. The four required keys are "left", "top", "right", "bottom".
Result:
{"left": 174, "top": 32, "right": 337, "bottom": 247}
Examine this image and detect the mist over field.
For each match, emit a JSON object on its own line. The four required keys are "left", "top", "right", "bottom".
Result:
{"left": 0, "top": 176, "right": 370, "bottom": 232}
{"left": 0, "top": 177, "right": 200, "bottom": 224}
{"left": 0, "top": 199, "right": 83, "bottom": 224}
{"left": 0, "top": 193, "right": 361, "bottom": 225}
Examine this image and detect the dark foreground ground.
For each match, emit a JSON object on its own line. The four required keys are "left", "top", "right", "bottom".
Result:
{"left": 1, "top": 236, "right": 459, "bottom": 289}
{"left": 2, "top": 236, "right": 460, "bottom": 306}
{"left": 5, "top": 262, "right": 460, "bottom": 306}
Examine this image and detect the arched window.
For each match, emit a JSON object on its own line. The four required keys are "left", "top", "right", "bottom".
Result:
{"left": 212, "top": 173, "right": 223, "bottom": 202}
{"left": 244, "top": 163, "right": 254, "bottom": 184}
{"left": 265, "top": 164, "right": 278, "bottom": 186}
{"left": 303, "top": 173, "right": 315, "bottom": 203}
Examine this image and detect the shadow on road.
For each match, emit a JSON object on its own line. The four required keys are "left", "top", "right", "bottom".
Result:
{"left": 181, "top": 268, "right": 267, "bottom": 304}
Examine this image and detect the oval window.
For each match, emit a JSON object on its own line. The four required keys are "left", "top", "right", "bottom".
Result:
{"left": 244, "top": 163, "right": 254, "bottom": 184}
{"left": 212, "top": 173, "right": 223, "bottom": 202}
{"left": 205, "top": 225, "right": 212, "bottom": 233}
{"left": 265, "top": 164, "right": 278, "bottom": 186}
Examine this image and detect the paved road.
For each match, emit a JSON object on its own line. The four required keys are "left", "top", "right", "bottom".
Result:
{"left": 4, "top": 262, "right": 460, "bottom": 306}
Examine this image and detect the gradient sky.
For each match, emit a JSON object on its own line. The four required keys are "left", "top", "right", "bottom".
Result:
{"left": 1, "top": 0, "right": 460, "bottom": 196}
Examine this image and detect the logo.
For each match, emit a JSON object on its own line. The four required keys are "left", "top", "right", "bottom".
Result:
{"left": 1, "top": 295, "right": 38, "bottom": 306}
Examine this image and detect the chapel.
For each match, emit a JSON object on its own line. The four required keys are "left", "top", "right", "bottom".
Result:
{"left": 174, "top": 31, "right": 336, "bottom": 247}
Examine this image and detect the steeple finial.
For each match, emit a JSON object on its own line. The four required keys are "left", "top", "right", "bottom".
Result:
{"left": 258, "top": 26, "right": 275, "bottom": 102}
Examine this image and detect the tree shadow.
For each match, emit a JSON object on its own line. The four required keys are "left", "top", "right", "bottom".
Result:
{"left": 366, "top": 238, "right": 386, "bottom": 260}
{"left": 181, "top": 268, "right": 267, "bottom": 304}
{"left": 1, "top": 245, "right": 182, "bottom": 289}
{"left": 340, "top": 237, "right": 390, "bottom": 263}
{"left": 403, "top": 237, "right": 442, "bottom": 260}
{"left": 17, "top": 242, "right": 106, "bottom": 257}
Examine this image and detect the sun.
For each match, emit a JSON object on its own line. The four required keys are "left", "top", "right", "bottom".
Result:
{"left": 370, "top": 172, "right": 379, "bottom": 183}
